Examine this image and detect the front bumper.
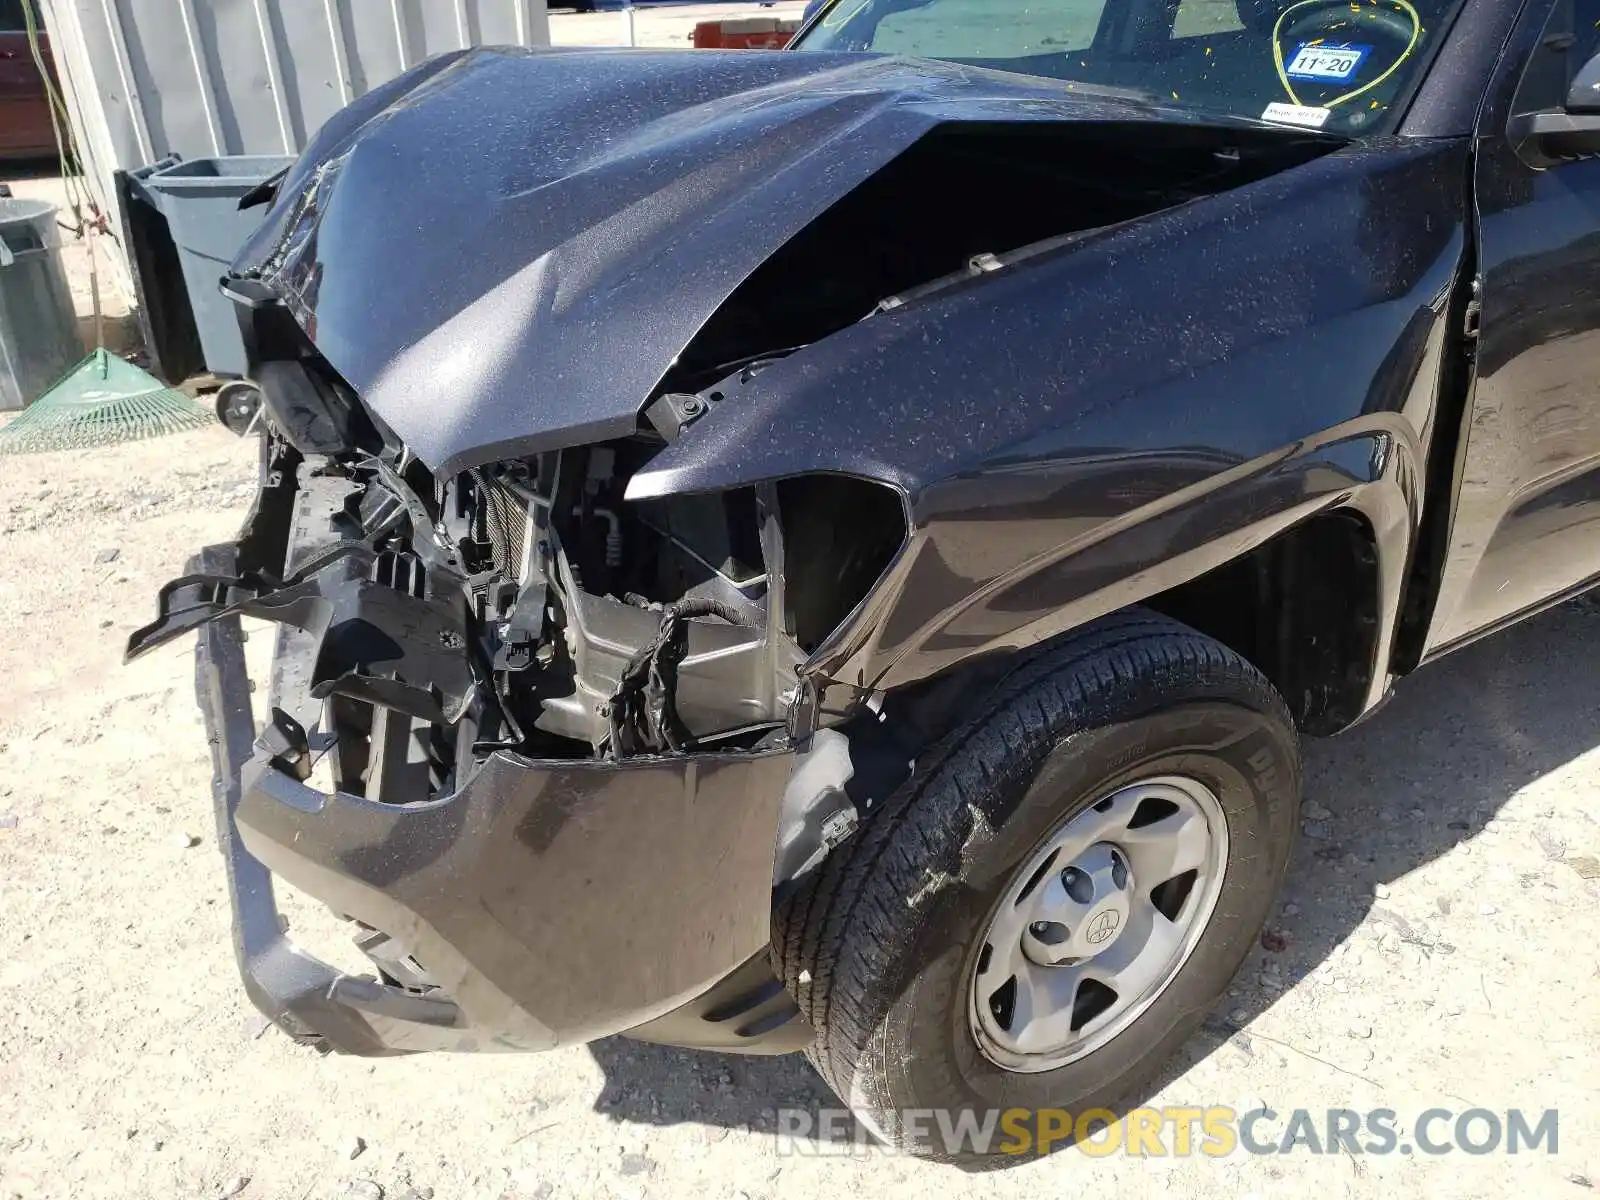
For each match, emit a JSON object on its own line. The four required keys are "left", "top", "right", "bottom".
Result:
{"left": 192, "top": 545, "right": 810, "bottom": 1056}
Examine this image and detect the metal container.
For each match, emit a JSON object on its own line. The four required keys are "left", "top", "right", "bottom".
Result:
{"left": 137, "top": 155, "right": 296, "bottom": 378}
{"left": 0, "top": 198, "right": 82, "bottom": 412}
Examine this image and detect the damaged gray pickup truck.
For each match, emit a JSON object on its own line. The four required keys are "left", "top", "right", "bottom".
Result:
{"left": 130, "top": 0, "right": 1600, "bottom": 1164}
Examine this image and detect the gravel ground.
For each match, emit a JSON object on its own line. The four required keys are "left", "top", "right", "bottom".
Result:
{"left": 1, "top": 424, "right": 1596, "bottom": 1200}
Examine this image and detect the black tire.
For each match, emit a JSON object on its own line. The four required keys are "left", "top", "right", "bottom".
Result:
{"left": 773, "top": 609, "right": 1300, "bottom": 1165}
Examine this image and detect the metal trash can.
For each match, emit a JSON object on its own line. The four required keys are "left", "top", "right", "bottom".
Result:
{"left": 0, "top": 198, "right": 82, "bottom": 413}
{"left": 137, "top": 155, "right": 294, "bottom": 378}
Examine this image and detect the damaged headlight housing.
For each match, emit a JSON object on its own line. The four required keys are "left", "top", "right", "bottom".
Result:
{"left": 462, "top": 449, "right": 909, "bottom": 763}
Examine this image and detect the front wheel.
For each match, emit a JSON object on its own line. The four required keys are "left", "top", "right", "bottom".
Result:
{"left": 774, "top": 610, "right": 1301, "bottom": 1165}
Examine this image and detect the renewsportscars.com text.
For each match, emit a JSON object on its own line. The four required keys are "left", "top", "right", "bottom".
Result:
{"left": 774, "top": 1105, "right": 1560, "bottom": 1158}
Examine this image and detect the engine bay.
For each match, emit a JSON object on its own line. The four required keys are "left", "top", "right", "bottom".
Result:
{"left": 130, "top": 415, "right": 907, "bottom": 810}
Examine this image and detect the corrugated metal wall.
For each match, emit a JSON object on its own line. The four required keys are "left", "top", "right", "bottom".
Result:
{"left": 41, "top": 0, "right": 549, "bottom": 289}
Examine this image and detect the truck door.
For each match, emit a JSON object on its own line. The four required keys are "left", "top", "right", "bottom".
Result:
{"left": 1425, "top": 0, "right": 1600, "bottom": 654}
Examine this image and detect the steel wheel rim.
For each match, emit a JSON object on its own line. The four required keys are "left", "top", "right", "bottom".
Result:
{"left": 968, "top": 774, "right": 1229, "bottom": 1073}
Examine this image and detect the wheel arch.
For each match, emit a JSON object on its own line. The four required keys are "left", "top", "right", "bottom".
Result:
{"left": 812, "top": 421, "right": 1420, "bottom": 746}
{"left": 774, "top": 426, "right": 1415, "bottom": 892}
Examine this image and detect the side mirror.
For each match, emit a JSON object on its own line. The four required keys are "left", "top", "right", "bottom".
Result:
{"left": 1511, "top": 53, "right": 1600, "bottom": 165}
{"left": 1567, "top": 51, "right": 1600, "bottom": 112}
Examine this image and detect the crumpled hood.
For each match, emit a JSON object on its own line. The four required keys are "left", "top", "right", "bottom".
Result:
{"left": 234, "top": 47, "right": 1244, "bottom": 475}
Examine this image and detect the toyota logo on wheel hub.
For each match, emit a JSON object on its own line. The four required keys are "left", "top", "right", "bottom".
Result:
{"left": 1086, "top": 910, "right": 1121, "bottom": 945}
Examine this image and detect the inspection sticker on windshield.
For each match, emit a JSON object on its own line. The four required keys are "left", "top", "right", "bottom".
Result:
{"left": 1261, "top": 101, "right": 1332, "bottom": 128}
{"left": 1285, "top": 42, "right": 1371, "bottom": 81}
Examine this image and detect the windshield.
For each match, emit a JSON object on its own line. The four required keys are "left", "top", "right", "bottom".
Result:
{"left": 791, "top": 0, "right": 1461, "bottom": 135}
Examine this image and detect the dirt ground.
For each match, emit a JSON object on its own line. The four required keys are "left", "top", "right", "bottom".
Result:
{"left": 0, "top": 423, "right": 1596, "bottom": 1200}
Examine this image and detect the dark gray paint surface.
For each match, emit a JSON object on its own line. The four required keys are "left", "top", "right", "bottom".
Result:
{"left": 232, "top": 47, "right": 1319, "bottom": 474}
{"left": 630, "top": 140, "right": 1467, "bottom": 705}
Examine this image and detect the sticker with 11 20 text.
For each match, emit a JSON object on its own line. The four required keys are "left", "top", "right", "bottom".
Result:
{"left": 1285, "top": 43, "right": 1371, "bottom": 82}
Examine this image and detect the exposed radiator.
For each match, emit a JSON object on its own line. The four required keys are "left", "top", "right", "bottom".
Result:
{"left": 474, "top": 471, "right": 530, "bottom": 581}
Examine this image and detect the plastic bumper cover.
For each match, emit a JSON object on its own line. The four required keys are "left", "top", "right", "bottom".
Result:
{"left": 192, "top": 545, "right": 809, "bottom": 1056}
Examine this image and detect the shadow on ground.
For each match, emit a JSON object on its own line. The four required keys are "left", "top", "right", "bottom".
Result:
{"left": 588, "top": 600, "right": 1600, "bottom": 1153}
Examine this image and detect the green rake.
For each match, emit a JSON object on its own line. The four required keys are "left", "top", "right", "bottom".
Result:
{"left": 0, "top": 347, "right": 214, "bottom": 456}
